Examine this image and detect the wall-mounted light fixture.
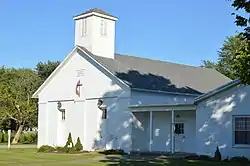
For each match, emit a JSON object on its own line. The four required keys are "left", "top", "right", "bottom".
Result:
{"left": 57, "top": 101, "right": 66, "bottom": 120}
{"left": 97, "top": 99, "right": 107, "bottom": 119}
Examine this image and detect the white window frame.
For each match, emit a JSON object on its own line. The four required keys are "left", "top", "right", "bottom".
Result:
{"left": 233, "top": 115, "right": 250, "bottom": 148}
{"left": 100, "top": 19, "right": 107, "bottom": 36}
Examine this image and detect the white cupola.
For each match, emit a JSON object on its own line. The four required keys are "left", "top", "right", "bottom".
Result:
{"left": 73, "top": 8, "right": 118, "bottom": 59}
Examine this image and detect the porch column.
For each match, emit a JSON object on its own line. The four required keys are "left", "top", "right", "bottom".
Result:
{"left": 171, "top": 110, "right": 175, "bottom": 154}
{"left": 149, "top": 111, "right": 153, "bottom": 152}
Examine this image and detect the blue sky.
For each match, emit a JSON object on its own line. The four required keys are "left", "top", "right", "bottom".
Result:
{"left": 0, "top": 0, "right": 239, "bottom": 68}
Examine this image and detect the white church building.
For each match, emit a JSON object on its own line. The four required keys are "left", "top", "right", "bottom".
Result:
{"left": 33, "top": 9, "right": 250, "bottom": 158}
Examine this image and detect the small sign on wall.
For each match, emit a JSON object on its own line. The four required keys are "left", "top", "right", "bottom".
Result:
{"left": 76, "top": 69, "right": 85, "bottom": 77}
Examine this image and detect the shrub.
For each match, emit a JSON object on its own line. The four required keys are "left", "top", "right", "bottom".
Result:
{"left": 38, "top": 145, "right": 56, "bottom": 153}
{"left": 23, "top": 133, "right": 32, "bottom": 144}
{"left": 214, "top": 146, "right": 221, "bottom": 161}
{"left": 19, "top": 133, "right": 26, "bottom": 143}
{"left": 31, "top": 132, "right": 38, "bottom": 143}
{"left": 0, "top": 132, "right": 3, "bottom": 143}
{"left": 3, "top": 132, "right": 8, "bottom": 143}
{"left": 55, "top": 146, "right": 78, "bottom": 153}
{"left": 65, "top": 132, "right": 74, "bottom": 148}
{"left": 102, "top": 149, "right": 125, "bottom": 155}
{"left": 23, "top": 132, "right": 37, "bottom": 144}
{"left": 184, "top": 154, "right": 200, "bottom": 160}
{"left": 75, "top": 137, "right": 83, "bottom": 151}
{"left": 200, "top": 155, "right": 213, "bottom": 161}
{"left": 67, "top": 147, "right": 77, "bottom": 153}
{"left": 56, "top": 146, "right": 68, "bottom": 153}
{"left": 10, "top": 132, "right": 15, "bottom": 142}
{"left": 18, "top": 132, "right": 37, "bottom": 144}
{"left": 230, "top": 156, "right": 248, "bottom": 162}
{"left": 183, "top": 154, "right": 212, "bottom": 161}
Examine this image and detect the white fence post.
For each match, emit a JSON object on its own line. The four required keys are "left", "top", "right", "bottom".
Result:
{"left": 8, "top": 130, "right": 11, "bottom": 149}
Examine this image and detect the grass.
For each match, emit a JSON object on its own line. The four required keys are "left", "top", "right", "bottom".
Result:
{"left": 0, "top": 142, "right": 36, "bottom": 145}
{"left": 0, "top": 148, "right": 247, "bottom": 166}
{"left": 0, "top": 148, "right": 103, "bottom": 166}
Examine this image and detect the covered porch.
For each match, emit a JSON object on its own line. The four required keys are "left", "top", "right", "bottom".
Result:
{"left": 130, "top": 104, "right": 196, "bottom": 154}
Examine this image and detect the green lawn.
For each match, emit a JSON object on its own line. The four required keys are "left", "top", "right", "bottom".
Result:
{"left": 0, "top": 148, "right": 247, "bottom": 166}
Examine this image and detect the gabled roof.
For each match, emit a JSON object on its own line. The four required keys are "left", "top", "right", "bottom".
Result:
{"left": 32, "top": 47, "right": 78, "bottom": 98}
{"left": 78, "top": 46, "right": 231, "bottom": 95}
{"left": 33, "top": 46, "right": 231, "bottom": 98}
{"left": 194, "top": 79, "right": 241, "bottom": 104}
{"left": 74, "top": 8, "right": 117, "bottom": 19}
{"left": 32, "top": 46, "right": 129, "bottom": 98}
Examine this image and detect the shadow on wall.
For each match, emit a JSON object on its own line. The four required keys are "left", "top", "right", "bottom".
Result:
{"left": 197, "top": 87, "right": 249, "bottom": 157}
{"left": 91, "top": 70, "right": 202, "bottom": 152}
{"left": 115, "top": 70, "right": 202, "bottom": 94}
{"left": 92, "top": 88, "right": 133, "bottom": 152}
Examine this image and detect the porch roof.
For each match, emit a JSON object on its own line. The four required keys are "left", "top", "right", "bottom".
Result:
{"left": 129, "top": 103, "right": 196, "bottom": 112}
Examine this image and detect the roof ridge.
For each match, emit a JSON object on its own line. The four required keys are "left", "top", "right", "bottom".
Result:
{"left": 74, "top": 8, "right": 117, "bottom": 18}
{"left": 194, "top": 79, "right": 241, "bottom": 103}
{"left": 115, "top": 53, "right": 212, "bottom": 70}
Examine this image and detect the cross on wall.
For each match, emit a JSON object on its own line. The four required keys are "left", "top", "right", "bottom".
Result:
{"left": 75, "top": 80, "right": 83, "bottom": 97}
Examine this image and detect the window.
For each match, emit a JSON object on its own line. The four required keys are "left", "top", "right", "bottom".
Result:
{"left": 234, "top": 116, "right": 250, "bottom": 145}
{"left": 81, "top": 19, "right": 87, "bottom": 37}
{"left": 175, "top": 123, "right": 184, "bottom": 135}
{"left": 100, "top": 19, "right": 107, "bottom": 36}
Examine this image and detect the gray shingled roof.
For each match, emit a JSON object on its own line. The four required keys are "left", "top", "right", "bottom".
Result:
{"left": 74, "top": 8, "right": 117, "bottom": 18}
{"left": 78, "top": 46, "right": 231, "bottom": 95}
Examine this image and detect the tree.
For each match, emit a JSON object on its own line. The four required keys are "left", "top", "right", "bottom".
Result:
{"left": 35, "top": 61, "right": 60, "bottom": 83}
{"left": 202, "top": 60, "right": 217, "bottom": 69}
{"left": 75, "top": 137, "right": 83, "bottom": 151}
{"left": 231, "top": 35, "right": 250, "bottom": 83}
{"left": 230, "top": 0, "right": 250, "bottom": 84}
{"left": 202, "top": 34, "right": 247, "bottom": 80}
{"left": 0, "top": 67, "right": 40, "bottom": 143}
{"left": 65, "top": 132, "right": 74, "bottom": 148}
{"left": 231, "top": 0, "right": 250, "bottom": 39}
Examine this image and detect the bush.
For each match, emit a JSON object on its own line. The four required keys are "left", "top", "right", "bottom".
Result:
{"left": 19, "top": 133, "right": 26, "bottom": 143}
{"left": 31, "top": 132, "right": 38, "bottom": 143}
{"left": 102, "top": 149, "right": 125, "bottom": 155}
{"left": 200, "top": 155, "right": 213, "bottom": 161}
{"left": 67, "top": 147, "right": 77, "bottom": 153}
{"left": 26, "top": 132, "right": 36, "bottom": 144}
{"left": 11, "top": 132, "right": 15, "bottom": 142}
{"left": 214, "top": 146, "right": 221, "bottom": 161}
{"left": 184, "top": 154, "right": 200, "bottom": 160}
{"left": 0, "top": 132, "right": 3, "bottom": 143}
{"left": 3, "top": 133, "right": 8, "bottom": 143}
{"left": 22, "top": 132, "right": 37, "bottom": 144}
{"left": 184, "top": 154, "right": 213, "bottom": 161}
{"left": 56, "top": 146, "right": 68, "bottom": 153}
{"left": 55, "top": 146, "right": 78, "bottom": 153}
{"left": 65, "top": 132, "right": 74, "bottom": 148}
{"left": 38, "top": 145, "right": 56, "bottom": 153}
{"left": 75, "top": 137, "right": 83, "bottom": 151}
{"left": 230, "top": 156, "right": 249, "bottom": 162}
{"left": 18, "top": 132, "right": 37, "bottom": 144}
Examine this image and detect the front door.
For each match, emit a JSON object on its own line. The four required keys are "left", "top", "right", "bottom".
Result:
{"left": 174, "top": 123, "right": 185, "bottom": 152}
